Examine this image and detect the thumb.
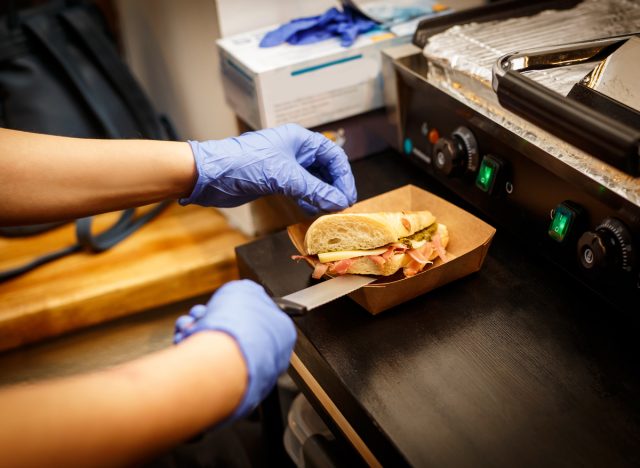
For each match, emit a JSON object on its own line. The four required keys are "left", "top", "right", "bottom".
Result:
{"left": 282, "top": 165, "right": 350, "bottom": 213}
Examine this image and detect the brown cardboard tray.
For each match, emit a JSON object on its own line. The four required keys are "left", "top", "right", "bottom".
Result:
{"left": 287, "top": 184, "right": 496, "bottom": 314}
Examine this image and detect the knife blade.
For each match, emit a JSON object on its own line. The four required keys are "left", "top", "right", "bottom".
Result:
{"left": 273, "top": 274, "right": 377, "bottom": 317}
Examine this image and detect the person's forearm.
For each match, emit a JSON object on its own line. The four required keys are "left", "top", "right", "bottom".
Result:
{"left": 0, "top": 332, "right": 247, "bottom": 468}
{"left": 0, "top": 128, "right": 197, "bottom": 225}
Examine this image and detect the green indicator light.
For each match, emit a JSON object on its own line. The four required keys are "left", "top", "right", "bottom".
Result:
{"left": 475, "top": 158, "right": 496, "bottom": 192}
{"left": 548, "top": 205, "right": 574, "bottom": 242}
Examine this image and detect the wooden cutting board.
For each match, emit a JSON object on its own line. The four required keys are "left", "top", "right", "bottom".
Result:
{"left": 0, "top": 202, "right": 249, "bottom": 352}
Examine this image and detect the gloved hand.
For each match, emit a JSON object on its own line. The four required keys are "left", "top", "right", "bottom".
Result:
{"left": 181, "top": 124, "right": 357, "bottom": 215}
{"left": 174, "top": 280, "right": 297, "bottom": 422}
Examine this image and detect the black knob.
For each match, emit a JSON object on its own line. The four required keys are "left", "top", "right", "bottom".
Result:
{"left": 432, "top": 137, "right": 460, "bottom": 176}
{"left": 432, "top": 126, "right": 479, "bottom": 176}
{"left": 577, "top": 217, "right": 635, "bottom": 273}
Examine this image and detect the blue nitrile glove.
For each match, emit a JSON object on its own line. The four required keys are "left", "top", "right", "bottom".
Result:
{"left": 174, "top": 280, "right": 297, "bottom": 422}
{"left": 181, "top": 124, "right": 357, "bottom": 215}
{"left": 260, "top": 7, "right": 377, "bottom": 48}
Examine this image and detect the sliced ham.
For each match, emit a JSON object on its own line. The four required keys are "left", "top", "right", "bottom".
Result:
{"left": 312, "top": 262, "right": 329, "bottom": 279}
{"left": 382, "top": 243, "right": 408, "bottom": 260}
{"left": 381, "top": 248, "right": 395, "bottom": 260}
{"left": 419, "top": 243, "right": 434, "bottom": 260}
{"left": 432, "top": 233, "right": 448, "bottom": 263}
{"left": 407, "top": 248, "right": 429, "bottom": 265}
{"left": 403, "top": 259, "right": 424, "bottom": 277}
{"left": 404, "top": 242, "right": 436, "bottom": 277}
{"left": 292, "top": 234, "right": 444, "bottom": 280}
{"left": 369, "top": 255, "right": 386, "bottom": 266}
{"left": 329, "top": 258, "right": 355, "bottom": 275}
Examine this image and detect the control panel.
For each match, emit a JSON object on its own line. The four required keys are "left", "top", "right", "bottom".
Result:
{"left": 398, "top": 78, "right": 640, "bottom": 311}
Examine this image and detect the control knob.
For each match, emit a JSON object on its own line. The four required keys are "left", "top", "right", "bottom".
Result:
{"left": 577, "top": 217, "right": 635, "bottom": 273}
{"left": 432, "top": 126, "right": 479, "bottom": 176}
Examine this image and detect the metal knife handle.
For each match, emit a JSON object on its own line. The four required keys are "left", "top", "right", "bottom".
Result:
{"left": 272, "top": 297, "right": 307, "bottom": 317}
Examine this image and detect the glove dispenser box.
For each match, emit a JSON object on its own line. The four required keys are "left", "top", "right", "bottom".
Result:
{"left": 216, "top": 24, "right": 411, "bottom": 130}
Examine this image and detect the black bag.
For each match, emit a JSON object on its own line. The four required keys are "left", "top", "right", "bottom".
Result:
{"left": 0, "top": 0, "right": 178, "bottom": 282}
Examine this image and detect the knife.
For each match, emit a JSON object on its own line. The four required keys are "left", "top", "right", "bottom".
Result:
{"left": 273, "top": 274, "right": 377, "bottom": 316}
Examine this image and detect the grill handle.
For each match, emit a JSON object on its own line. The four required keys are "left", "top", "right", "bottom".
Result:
{"left": 493, "top": 54, "right": 640, "bottom": 177}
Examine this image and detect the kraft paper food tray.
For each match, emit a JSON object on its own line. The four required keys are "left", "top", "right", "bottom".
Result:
{"left": 287, "top": 184, "right": 496, "bottom": 314}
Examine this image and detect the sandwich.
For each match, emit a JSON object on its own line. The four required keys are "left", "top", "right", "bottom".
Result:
{"left": 293, "top": 210, "right": 449, "bottom": 279}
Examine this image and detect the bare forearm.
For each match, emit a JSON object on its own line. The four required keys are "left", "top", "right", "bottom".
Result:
{"left": 0, "top": 128, "right": 197, "bottom": 225}
{"left": 0, "top": 332, "right": 247, "bottom": 467}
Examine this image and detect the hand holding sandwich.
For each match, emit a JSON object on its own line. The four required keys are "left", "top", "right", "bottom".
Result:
{"left": 181, "top": 123, "right": 357, "bottom": 215}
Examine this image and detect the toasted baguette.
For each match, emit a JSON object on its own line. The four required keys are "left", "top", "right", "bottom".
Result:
{"left": 305, "top": 210, "right": 436, "bottom": 255}
{"left": 344, "top": 224, "right": 449, "bottom": 275}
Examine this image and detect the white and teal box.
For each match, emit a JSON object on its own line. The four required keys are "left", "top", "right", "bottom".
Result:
{"left": 217, "top": 24, "right": 411, "bottom": 130}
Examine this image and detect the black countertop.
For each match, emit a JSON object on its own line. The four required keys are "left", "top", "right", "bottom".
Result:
{"left": 236, "top": 151, "right": 640, "bottom": 467}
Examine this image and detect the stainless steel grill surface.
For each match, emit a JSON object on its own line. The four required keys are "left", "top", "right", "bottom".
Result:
{"left": 421, "top": 0, "right": 640, "bottom": 205}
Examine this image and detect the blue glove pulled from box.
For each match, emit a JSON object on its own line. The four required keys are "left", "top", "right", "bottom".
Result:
{"left": 259, "top": 6, "right": 377, "bottom": 48}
